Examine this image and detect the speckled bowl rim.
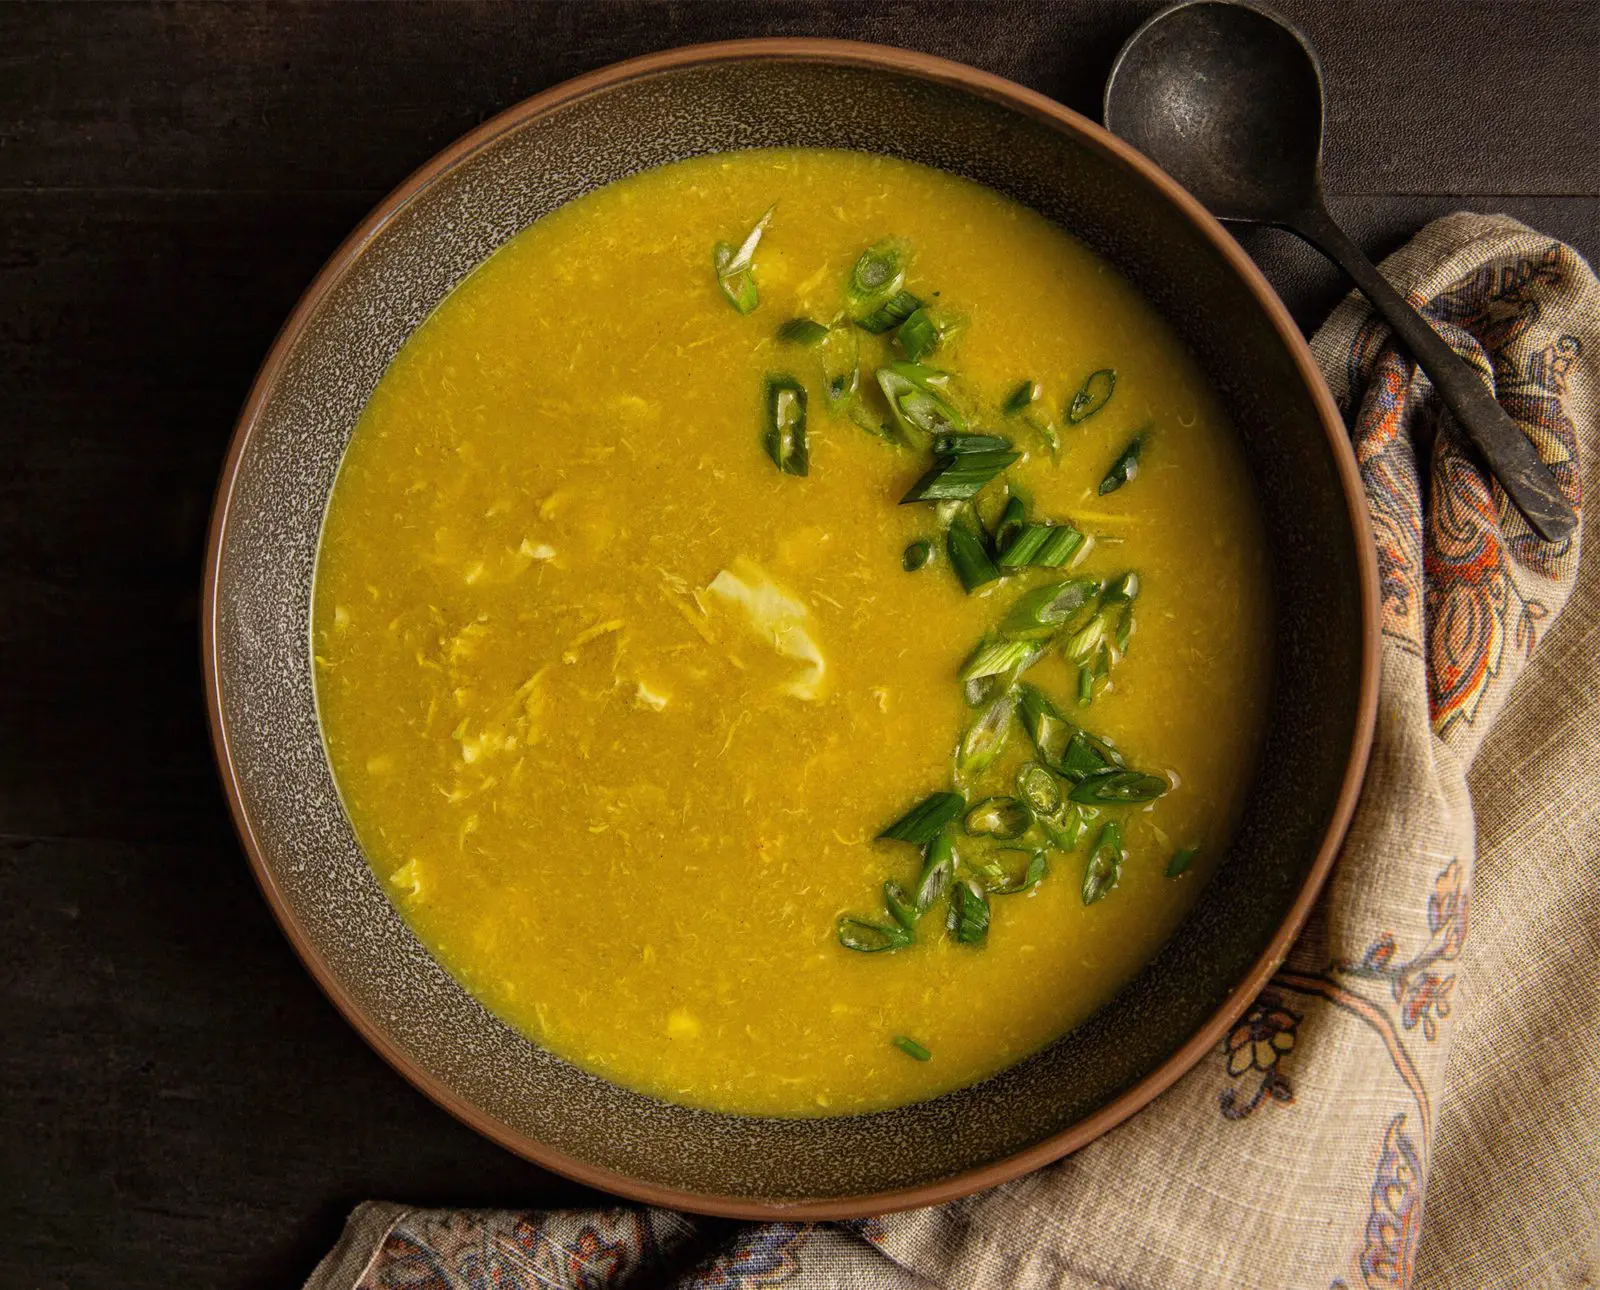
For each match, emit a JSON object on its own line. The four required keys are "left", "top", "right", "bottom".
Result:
{"left": 202, "top": 37, "right": 1381, "bottom": 1219}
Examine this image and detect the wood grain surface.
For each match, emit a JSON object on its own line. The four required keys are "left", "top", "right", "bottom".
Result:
{"left": 1, "top": 3, "right": 1595, "bottom": 1286}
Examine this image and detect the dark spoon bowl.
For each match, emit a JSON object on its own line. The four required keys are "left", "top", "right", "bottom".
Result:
{"left": 1103, "top": 0, "right": 1325, "bottom": 222}
{"left": 204, "top": 39, "right": 1378, "bottom": 1217}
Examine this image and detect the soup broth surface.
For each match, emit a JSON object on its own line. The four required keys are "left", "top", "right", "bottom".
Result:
{"left": 313, "top": 148, "right": 1272, "bottom": 1116}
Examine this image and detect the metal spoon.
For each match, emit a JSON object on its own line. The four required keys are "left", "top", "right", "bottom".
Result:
{"left": 1104, "top": 0, "right": 1576, "bottom": 542}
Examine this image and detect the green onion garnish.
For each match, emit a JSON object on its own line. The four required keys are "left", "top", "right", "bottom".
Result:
{"left": 884, "top": 879, "right": 919, "bottom": 931}
{"left": 1018, "top": 684, "right": 1073, "bottom": 766}
{"left": 1040, "top": 803, "right": 1096, "bottom": 852}
{"left": 1067, "top": 368, "right": 1116, "bottom": 423}
{"left": 963, "top": 796, "right": 1030, "bottom": 839}
{"left": 1069, "top": 769, "right": 1170, "bottom": 804}
{"left": 946, "top": 517, "right": 1001, "bottom": 593}
{"left": 855, "top": 290, "right": 922, "bottom": 334}
{"left": 1077, "top": 663, "right": 1098, "bottom": 705}
{"left": 997, "top": 578, "right": 1101, "bottom": 639}
{"left": 762, "top": 374, "right": 808, "bottom": 476}
{"left": 992, "top": 495, "right": 1026, "bottom": 555}
{"left": 1002, "top": 380, "right": 1059, "bottom": 455}
{"left": 933, "top": 432, "right": 1013, "bottom": 455}
{"left": 777, "top": 317, "right": 829, "bottom": 347}
{"left": 996, "top": 523, "right": 1084, "bottom": 569}
{"left": 960, "top": 636, "right": 1045, "bottom": 689}
{"left": 1063, "top": 573, "right": 1140, "bottom": 704}
{"left": 818, "top": 324, "right": 861, "bottom": 409}
{"left": 837, "top": 916, "right": 914, "bottom": 953}
{"left": 879, "top": 791, "right": 966, "bottom": 845}
{"left": 972, "top": 847, "right": 1048, "bottom": 894}
{"left": 916, "top": 831, "right": 955, "bottom": 912}
{"left": 1016, "top": 761, "right": 1063, "bottom": 816}
{"left": 1002, "top": 379, "right": 1041, "bottom": 415}
{"left": 876, "top": 362, "right": 966, "bottom": 444}
{"left": 894, "top": 306, "right": 940, "bottom": 361}
{"left": 849, "top": 242, "right": 906, "bottom": 303}
{"left": 902, "top": 539, "right": 933, "bottom": 571}
{"left": 900, "top": 449, "right": 1019, "bottom": 504}
{"left": 956, "top": 692, "right": 1017, "bottom": 774}
{"left": 1166, "top": 844, "right": 1200, "bottom": 877}
{"left": 1057, "top": 727, "right": 1126, "bottom": 781}
{"left": 1103, "top": 570, "right": 1140, "bottom": 604}
{"left": 1099, "top": 429, "right": 1148, "bottom": 494}
{"left": 946, "top": 879, "right": 990, "bottom": 945}
{"left": 712, "top": 205, "right": 773, "bottom": 314}
{"left": 893, "top": 1035, "right": 932, "bottom": 1061}
{"left": 1082, "top": 821, "right": 1125, "bottom": 904}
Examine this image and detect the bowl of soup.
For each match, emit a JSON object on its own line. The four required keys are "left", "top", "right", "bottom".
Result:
{"left": 204, "top": 39, "right": 1378, "bottom": 1215}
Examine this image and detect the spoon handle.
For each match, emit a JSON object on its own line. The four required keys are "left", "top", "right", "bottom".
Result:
{"left": 1287, "top": 203, "right": 1576, "bottom": 543}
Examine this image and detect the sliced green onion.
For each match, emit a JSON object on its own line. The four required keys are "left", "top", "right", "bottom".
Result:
{"left": 972, "top": 847, "right": 1048, "bottom": 894}
{"left": 849, "top": 242, "right": 906, "bottom": 303}
{"left": 1006, "top": 382, "right": 1061, "bottom": 458}
{"left": 900, "top": 449, "right": 1019, "bottom": 504}
{"left": 946, "top": 517, "right": 1001, "bottom": 593}
{"left": 777, "top": 316, "right": 829, "bottom": 347}
{"left": 884, "top": 879, "right": 919, "bottom": 931}
{"left": 963, "top": 796, "right": 1030, "bottom": 839}
{"left": 1018, "top": 684, "right": 1073, "bottom": 766}
{"left": 1061, "top": 575, "right": 1139, "bottom": 705}
{"left": 1099, "top": 429, "right": 1148, "bottom": 494}
{"left": 1033, "top": 416, "right": 1063, "bottom": 458}
{"left": 1167, "top": 844, "right": 1200, "bottom": 877}
{"left": 855, "top": 290, "right": 922, "bottom": 334}
{"left": 1062, "top": 573, "right": 1139, "bottom": 706}
{"left": 893, "top": 1035, "right": 932, "bottom": 1061}
{"left": 956, "top": 692, "right": 1017, "bottom": 775}
{"left": 902, "top": 539, "right": 933, "bottom": 571}
{"left": 996, "top": 523, "right": 1084, "bottom": 569}
{"left": 1067, "top": 368, "right": 1116, "bottom": 423}
{"left": 879, "top": 791, "right": 966, "bottom": 845}
{"left": 894, "top": 307, "right": 941, "bottom": 361}
{"left": 1002, "top": 379, "right": 1041, "bottom": 416}
{"left": 946, "top": 879, "right": 990, "bottom": 945}
{"left": 960, "top": 636, "right": 1045, "bottom": 689}
{"left": 992, "top": 495, "right": 1027, "bottom": 555}
{"left": 837, "top": 915, "right": 914, "bottom": 952}
{"left": 961, "top": 672, "right": 1005, "bottom": 709}
{"left": 915, "top": 831, "right": 955, "bottom": 912}
{"left": 1016, "top": 762, "right": 1062, "bottom": 816}
{"left": 1063, "top": 611, "right": 1108, "bottom": 665}
{"left": 1069, "top": 769, "right": 1170, "bottom": 804}
{"left": 1057, "top": 727, "right": 1126, "bottom": 781}
{"left": 712, "top": 205, "right": 773, "bottom": 314}
{"left": 997, "top": 577, "right": 1102, "bottom": 639}
{"left": 1082, "top": 821, "right": 1125, "bottom": 904}
{"left": 1077, "top": 660, "right": 1099, "bottom": 706}
{"left": 762, "top": 374, "right": 808, "bottom": 476}
{"left": 932, "top": 432, "right": 1013, "bottom": 455}
{"left": 876, "top": 363, "right": 966, "bottom": 444}
{"left": 1102, "top": 570, "right": 1141, "bottom": 605}
{"left": 1040, "top": 802, "right": 1096, "bottom": 852}
{"left": 819, "top": 325, "right": 861, "bottom": 408}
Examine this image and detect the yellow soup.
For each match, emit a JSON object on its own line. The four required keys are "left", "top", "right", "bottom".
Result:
{"left": 313, "top": 149, "right": 1273, "bottom": 1116}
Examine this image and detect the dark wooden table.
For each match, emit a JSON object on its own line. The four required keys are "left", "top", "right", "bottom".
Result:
{"left": 2, "top": 3, "right": 1595, "bottom": 1286}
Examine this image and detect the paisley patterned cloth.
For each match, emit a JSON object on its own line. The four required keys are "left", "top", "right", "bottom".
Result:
{"left": 306, "top": 215, "right": 1600, "bottom": 1290}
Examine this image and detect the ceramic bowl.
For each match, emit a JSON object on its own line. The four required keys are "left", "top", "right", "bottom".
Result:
{"left": 204, "top": 38, "right": 1378, "bottom": 1217}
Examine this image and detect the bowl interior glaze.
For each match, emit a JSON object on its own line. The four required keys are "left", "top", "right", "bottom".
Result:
{"left": 205, "top": 42, "right": 1376, "bottom": 1217}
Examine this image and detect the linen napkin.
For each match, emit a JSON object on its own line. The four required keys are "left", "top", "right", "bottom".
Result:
{"left": 304, "top": 213, "right": 1599, "bottom": 1290}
